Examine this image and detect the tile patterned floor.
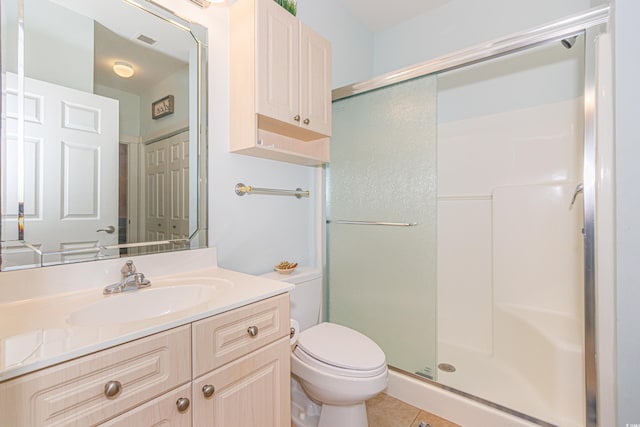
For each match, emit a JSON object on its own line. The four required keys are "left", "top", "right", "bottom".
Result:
{"left": 366, "top": 393, "right": 462, "bottom": 427}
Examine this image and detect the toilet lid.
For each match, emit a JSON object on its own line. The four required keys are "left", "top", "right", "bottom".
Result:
{"left": 296, "top": 322, "right": 386, "bottom": 371}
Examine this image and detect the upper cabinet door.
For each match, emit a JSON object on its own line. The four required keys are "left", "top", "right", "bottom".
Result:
{"left": 230, "top": 0, "right": 331, "bottom": 165}
{"left": 256, "top": 0, "right": 299, "bottom": 127}
{"left": 300, "top": 25, "right": 332, "bottom": 136}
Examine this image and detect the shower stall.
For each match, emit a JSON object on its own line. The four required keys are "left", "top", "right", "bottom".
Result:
{"left": 326, "top": 6, "right": 610, "bottom": 427}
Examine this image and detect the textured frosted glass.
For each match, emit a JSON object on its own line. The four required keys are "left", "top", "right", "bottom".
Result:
{"left": 328, "top": 76, "right": 437, "bottom": 378}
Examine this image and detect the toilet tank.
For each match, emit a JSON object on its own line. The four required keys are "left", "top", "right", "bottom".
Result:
{"left": 260, "top": 267, "right": 322, "bottom": 331}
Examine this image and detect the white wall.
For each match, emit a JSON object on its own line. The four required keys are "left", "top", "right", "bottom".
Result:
{"left": 94, "top": 84, "right": 141, "bottom": 140}
{"left": 148, "top": 1, "right": 318, "bottom": 276}
{"left": 0, "top": 0, "right": 93, "bottom": 92}
{"left": 373, "top": 0, "right": 591, "bottom": 76}
{"left": 297, "top": 0, "right": 373, "bottom": 88}
{"left": 140, "top": 65, "right": 190, "bottom": 141}
{"left": 177, "top": 0, "right": 639, "bottom": 423}
{"left": 24, "top": 0, "right": 94, "bottom": 92}
{"left": 613, "top": 0, "right": 640, "bottom": 424}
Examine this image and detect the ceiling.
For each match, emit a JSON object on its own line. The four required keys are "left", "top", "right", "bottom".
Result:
{"left": 336, "top": 0, "right": 451, "bottom": 31}
{"left": 50, "top": 0, "right": 192, "bottom": 96}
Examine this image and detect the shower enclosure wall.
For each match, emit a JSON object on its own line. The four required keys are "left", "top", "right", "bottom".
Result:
{"left": 327, "top": 7, "right": 609, "bottom": 427}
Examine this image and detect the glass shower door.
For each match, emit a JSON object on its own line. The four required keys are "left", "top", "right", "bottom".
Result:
{"left": 327, "top": 75, "right": 438, "bottom": 378}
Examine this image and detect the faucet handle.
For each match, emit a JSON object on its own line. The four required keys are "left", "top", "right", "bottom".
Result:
{"left": 121, "top": 260, "right": 136, "bottom": 277}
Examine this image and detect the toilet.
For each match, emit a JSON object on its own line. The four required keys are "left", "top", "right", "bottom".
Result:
{"left": 261, "top": 267, "right": 388, "bottom": 427}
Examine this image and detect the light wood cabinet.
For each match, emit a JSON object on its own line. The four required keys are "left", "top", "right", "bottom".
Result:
{"left": 192, "top": 293, "right": 291, "bottom": 427}
{"left": 192, "top": 337, "right": 290, "bottom": 426}
{"left": 0, "top": 325, "right": 191, "bottom": 426}
{"left": 0, "top": 295, "right": 291, "bottom": 427}
{"left": 100, "top": 383, "right": 192, "bottom": 427}
{"left": 298, "top": 24, "right": 332, "bottom": 137}
{"left": 192, "top": 292, "right": 290, "bottom": 377}
{"left": 230, "top": 0, "right": 332, "bottom": 166}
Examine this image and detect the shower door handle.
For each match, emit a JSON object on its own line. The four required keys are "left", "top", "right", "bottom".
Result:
{"left": 327, "top": 220, "right": 418, "bottom": 227}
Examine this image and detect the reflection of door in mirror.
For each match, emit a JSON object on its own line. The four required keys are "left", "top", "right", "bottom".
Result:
{"left": 1, "top": 0, "right": 208, "bottom": 271}
{"left": 1, "top": 73, "right": 119, "bottom": 268}
{"left": 144, "top": 131, "right": 190, "bottom": 255}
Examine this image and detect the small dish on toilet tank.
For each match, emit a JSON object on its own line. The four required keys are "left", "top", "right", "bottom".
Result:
{"left": 275, "top": 261, "right": 298, "bottom": 274}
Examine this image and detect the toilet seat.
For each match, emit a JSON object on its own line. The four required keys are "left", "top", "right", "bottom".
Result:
{"left": 294, "top": 323, "right": 387, "bottom": 378}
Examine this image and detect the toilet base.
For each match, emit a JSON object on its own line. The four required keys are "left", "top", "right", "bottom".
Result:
{"left": 318, "top": 402, "right": 368, "bottom": 427}
{"left": 291, "top": 378, "right": 321, "bottom": 427}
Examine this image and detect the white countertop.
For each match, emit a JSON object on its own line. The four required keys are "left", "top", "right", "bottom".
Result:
{"left": 0, "top": 266, "right": 293, "bottom": 382}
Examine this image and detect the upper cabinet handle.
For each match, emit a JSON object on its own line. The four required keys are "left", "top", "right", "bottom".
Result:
{"left": 294, "top": 115, "right": 301, "bottom": 122}
{"left": 303, "top": 118, "right": 310, "bottom": 125}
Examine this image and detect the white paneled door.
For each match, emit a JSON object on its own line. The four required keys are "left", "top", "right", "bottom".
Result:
{"left": 144, "top": 130, "right": 189, "bottom": 248}
{"left": 2, "top": 73, "right": 119, "bottom": 265}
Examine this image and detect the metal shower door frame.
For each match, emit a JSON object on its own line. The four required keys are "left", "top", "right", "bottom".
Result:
{"left": 331, "top": 5, "right": 610, "bottom": 427}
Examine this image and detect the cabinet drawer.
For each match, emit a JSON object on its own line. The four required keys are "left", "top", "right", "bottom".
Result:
{"left": 100, "top": 383, "right": 192, "bottom": 427}
{"left": 192, "top": 336, "right": 291, "bottom": 427}
{"left": 192, "top": 293, "right": 289, "bottom": 377}
{"left": 0, "top": 325, "right": 191, "bottom": 426}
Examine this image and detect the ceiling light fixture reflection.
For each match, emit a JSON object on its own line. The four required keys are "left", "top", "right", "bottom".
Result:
{"left": 113, "top": 61, "right": 135, "bottom": 78}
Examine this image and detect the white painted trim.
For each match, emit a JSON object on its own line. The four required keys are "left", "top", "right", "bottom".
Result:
{"left": 594, "top": 33, "right": 617, "bottom": 427}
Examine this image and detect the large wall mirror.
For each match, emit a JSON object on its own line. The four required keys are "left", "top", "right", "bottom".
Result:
{"left": 0, "top": 0, "right": 208, "bottom": 271}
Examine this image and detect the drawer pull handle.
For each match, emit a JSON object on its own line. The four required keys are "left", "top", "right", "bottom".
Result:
{"left": 104, "top": 380, "right": 122, "bottom": 398}
{"left": 247, "top": 325, "right": 259, "bottom": 337}
{"left": 176, "top": 397, "right": 190, "bottom": 412}
{"left": 202, "top": 384, "right": 215, "bottom": 398}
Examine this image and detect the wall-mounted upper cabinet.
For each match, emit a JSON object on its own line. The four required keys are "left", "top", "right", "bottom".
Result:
{"left": 230, "top": 0, "right": 332, "bottom": 166}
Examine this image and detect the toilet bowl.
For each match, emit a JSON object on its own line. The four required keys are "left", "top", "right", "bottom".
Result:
{"left": 291, "top": 322, "right": 388, "bottom": 427}
{"left": 260, "top": 268, "right": 388, "bottom": 427}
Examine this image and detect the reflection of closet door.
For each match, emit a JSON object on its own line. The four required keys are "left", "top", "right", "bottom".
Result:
{"left": 167, "top": 132, "right": 189, "bottom": 240}
{"left": 2, "top": 74, "right": 118, "bottom": 265}
{"left": 145, "top": 139, "right": 168, "bottom": 243}
{"left": 144, "top": 131, "right": 189, "bottom": 246}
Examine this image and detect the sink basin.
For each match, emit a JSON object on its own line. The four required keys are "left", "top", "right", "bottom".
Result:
{"left": 68, "top": 283, "right": 229, "bottom": 326}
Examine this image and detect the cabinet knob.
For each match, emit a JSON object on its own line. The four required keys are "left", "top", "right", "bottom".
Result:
{"left": 303, "top": 118, "right": 310, "bottom": 125}
{"left": 104, "top": 380, "right": 122, "bottom": 398}
{"left": 247, "top": 325, "right": 259, "bottom": 337}
{"left": 176, "top": 397, "right": 190, "bottom": 412}
{"left": 202, "top": 384, "right": 215, "bottom": 398}
{"left": 294, "top": 115, "right": 301, "bottom": 122}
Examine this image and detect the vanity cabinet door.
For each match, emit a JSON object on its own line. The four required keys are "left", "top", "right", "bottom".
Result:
{"left": 0, "top": 325, "right": 191, "bottom": 426}
{"left": 192, "top": 293, "right": 290, "bottom": 377}
{"left": 192, "top": 337, "right": 291, "bottom": 427}
{"left": 99, "top": 383, "right": 192, "bottom": 427}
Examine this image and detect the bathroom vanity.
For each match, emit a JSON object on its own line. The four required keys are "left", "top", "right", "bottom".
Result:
{"left": 0, "top": 251, "right": 293, "bottom": 426}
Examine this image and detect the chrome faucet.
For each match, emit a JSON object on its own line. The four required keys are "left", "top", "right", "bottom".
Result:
{"left": 103, "top": 260, "right": 152, "bottom": 295}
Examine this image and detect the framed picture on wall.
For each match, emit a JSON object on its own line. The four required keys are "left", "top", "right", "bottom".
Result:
{"left": 152, "top": 95, "right": 174, "bottom": 119}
